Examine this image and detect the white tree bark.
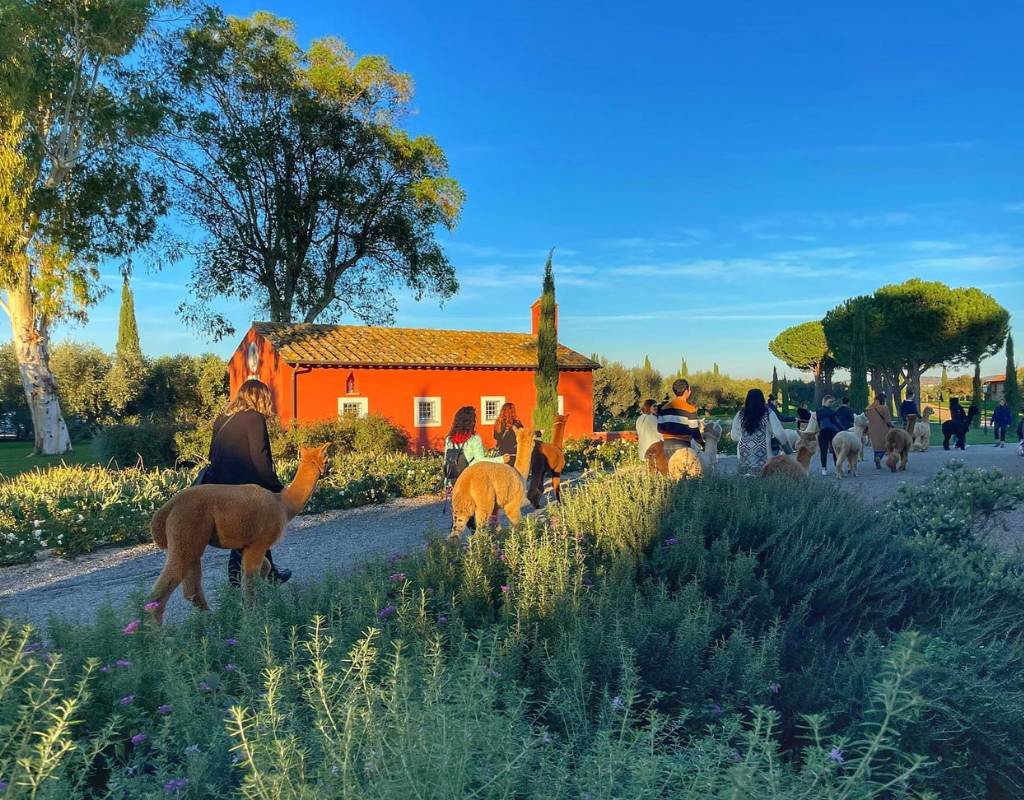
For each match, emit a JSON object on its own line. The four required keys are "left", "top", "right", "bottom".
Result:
{"left": 6, "top": 281, "right": 72, "bottom": 455}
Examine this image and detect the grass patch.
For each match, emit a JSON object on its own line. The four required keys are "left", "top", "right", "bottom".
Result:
{"left": 0, "top": 439, "right": 101, "bottom": 478}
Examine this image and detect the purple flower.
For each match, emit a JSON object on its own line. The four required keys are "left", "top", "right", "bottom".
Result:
{"left": 144, "top": 601, "right": 161, "bottom": 612}
{"left": 157, "top": 704, "right": 173, "bottom": 715}
{"left": 223, "top": 663, "right": 236, "bottom": 673}
{"left": 122, "top": 619, "right": 140, "bottom": 635}
{"left": 769, "top": 681, "right": 781, "bottom": 695}
{"left": 116, "top": 659, "right": 132, "bottom": 668}
{"left": 487, "top": 668, "right": 502, "bottom": 678}
{"left": 610, "top": 696, "right": 624, "bottom": 710}
{"left": 199, "top": 681, "right": 212, "bottom": 692}
{"left": 664, "top": 537, "right": 679, "bottom": 547}
{"left": 131, "top": 733, "right": 147, "bottom": 745}
{"left": 437, "top": 615, "right": 447, "bottom": 625}
{"left": 829, "top": 746, "right": 844, "bottom": 764}
{"left": 387, "top": 551, "right": 403, "bottom": 566}
{"left": 225, "top": 637, "right": 237, "bottom": 647}
{"left": 22, "top": 642, "right": 41, "bottom": 654}
{"left": 0, "top": 779, "right": 7, "bottom": 791}
{"left": 118, "top": 694, "right": 134, "bottom": 706}
{"left": 377, "top": 605, "right": 396, "bottom": 621}
{"left": 164, "top": 777, "right": 189, "bottom": 793}
{"left": 388, "top": 572, "right": 406, "bottom": 583}
{"left": 500, "top": 585, "right": 509, "bottom": 594}
{"left": 711, "top": 703, "right": 724, "bottom": 717}
{"left": 184, "top": 744, "right": 200, "bottom": 756}
{"left": 100, "top": 664, "right": 111, "bottom": 673}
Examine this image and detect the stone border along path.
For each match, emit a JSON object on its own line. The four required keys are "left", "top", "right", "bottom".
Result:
{"left": 2, "top": 446, "right": 1022, "bottom": 629}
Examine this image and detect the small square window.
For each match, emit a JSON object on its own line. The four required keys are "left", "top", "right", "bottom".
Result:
{"left": 414, "top": 397, "right": 441, "bottom": 428}
{"left": 338, "top": 397, "right": 368, "bottom": 419}
{"left": 481, "top": 395, "right": 506, "bottom": 425}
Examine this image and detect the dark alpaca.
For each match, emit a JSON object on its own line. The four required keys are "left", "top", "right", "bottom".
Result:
{"left": 942, "top": 406, "right": 978, "bottom": 450}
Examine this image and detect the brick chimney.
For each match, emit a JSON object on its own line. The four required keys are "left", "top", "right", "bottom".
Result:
{"left": 531, "top": 297, "right": 558, "bottom": 337}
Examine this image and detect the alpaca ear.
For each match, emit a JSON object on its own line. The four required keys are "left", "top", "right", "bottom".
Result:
{"left": 318, "top": 443, "right": 330, "bottom": 457}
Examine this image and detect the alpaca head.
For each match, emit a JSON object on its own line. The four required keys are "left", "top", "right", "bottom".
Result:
{"left": 702, "top": 420, "right": 723, "bottom": 443}
{"left": 298, "top": 444, "right": 331, "bottom": 477}
{"left": 852, "top": 413, "right": 869, "bottom": 433}
{"left": 885, "top": 449, "right": 899, "bottom": 472}
{"left": 803, "top": 412, "right": 820, "bottom": 435}
{"left": 796, "top": 430, "right": 819, "bottom": 456}
{"left": 923, "top": 407, "right": 934, "bottom": 420}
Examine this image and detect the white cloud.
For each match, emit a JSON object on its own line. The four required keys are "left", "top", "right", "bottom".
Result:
{"left": 1001, "top": 202, "right": 1024, "bottom": 213}
{"left": 904, "top": 240, "right": 965, "bottom": 252}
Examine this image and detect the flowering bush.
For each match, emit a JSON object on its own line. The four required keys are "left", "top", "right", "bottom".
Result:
{"left": 561, "top": 436, "right": 639, "bottom": 472}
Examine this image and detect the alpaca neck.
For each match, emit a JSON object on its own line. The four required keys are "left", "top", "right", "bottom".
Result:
{"left": 513, "top": 443, "right": 531, "bottom": 479}
{"left": 796, "top": 447, "right": 813, "bottom": 473}
{"left": 281, "top": 460, "right": 321, "bottom": 519}
{"left": 703, "top": 436, "right": 718, "bottom": 461}
{"left": 552, "top": 420, "right": 567, "bottom": 449}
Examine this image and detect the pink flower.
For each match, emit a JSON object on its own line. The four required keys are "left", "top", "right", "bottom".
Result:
{"left": 122, "top": 619, "right": 140, "bottom": 635}
{"left": 144, "top": 601, "right": 160, "bottom": 612}
{"left": 500, "top": 585, "right": 509, "bottom": 594}
{"left": 131, "top": 733, "right": 147, "bottom": 745}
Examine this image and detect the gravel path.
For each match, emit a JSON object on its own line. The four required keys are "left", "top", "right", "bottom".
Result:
{"left": 2, "top": 445, "right": 1022, "bottom": 629}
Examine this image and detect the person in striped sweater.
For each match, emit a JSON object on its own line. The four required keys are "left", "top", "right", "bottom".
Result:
{"left": 657, "top": 379, "right": 705, "bottom": 460}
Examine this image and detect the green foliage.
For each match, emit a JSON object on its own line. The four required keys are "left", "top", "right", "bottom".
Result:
{"left": 140, "top": 353, "right": 229, "bottom": 425}
{"left": 533, "top": 252, "right": 558, "bottom": 440}
{"left": 106, "top": 276, "right": 148, "bottom": 416}
{"left": 780, "top": 376, "right": 790, "bottom": 414}
{"left": 770, "top": 366, "right": 779, "bottom": 401}
{"left": 1004, "top": 334, "right": 1020, "bottom": 417}
{"left": 561, "top": 436, "right": 639, "bottom": 472}
{"left": 95, "top": 422, "right": 183, "bottom": 469}
{"left": 768, "top": 321, "right": 834, "bottom": 403}
{"left": 49, "top": 342, "right": 112, "bottom": 435}
{"left": 160, "top": 8, "right": 462, "bottom": 338}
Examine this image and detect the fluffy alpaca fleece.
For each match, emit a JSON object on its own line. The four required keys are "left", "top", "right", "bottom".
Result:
{"left": 450, "top": 426, "right": 534, "bottom": 537}
{"left": 535, "top": 414, "right": 569, "bottom": 501}
{"left": 148, "top": 444, "right": 330, "bottom": 623}
{"left": 831, "top": 413, "right": 870, "bottom": 478}
{"left": 885, "top": 428, "right": 912, "bottom": 472}
{"left": 761, "top": 431, "right": 819, "bottom": 479}
{"left": 910, "top": 409, "right": 932, "bottom": 452}
{"left": 783, "top": 411, "right": 820, "bottom": 451}
{"left": 666, "top": 420, "right": 723, "bottom": 480}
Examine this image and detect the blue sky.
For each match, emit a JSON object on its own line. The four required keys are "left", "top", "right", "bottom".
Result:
{"left": 59, "top": 1, "right": 1024, "bottom": 379}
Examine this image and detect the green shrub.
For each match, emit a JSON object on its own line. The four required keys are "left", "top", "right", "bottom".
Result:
{"left": 562, "top": 436, "right": 639, "bottom": 472}
{"left": 352, "top": 413, "right": 410, "bottom": 455}
{"left": 95, "top": 422, "right": 183, "bottom": 469}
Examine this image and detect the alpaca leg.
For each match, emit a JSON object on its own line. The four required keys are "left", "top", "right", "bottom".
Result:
{"left": 503, "top": 499, "right": 522, "bottom": 526}
{"left": 148, "top": 560, "right": 183, "bottom": 626}
{"left": 551, "top": 473, "right": 561, "bottom": 502}
{"left": 180, "top": 560, "right": 209, "bottom": 612}
{"left": 240, "top": 547, "right": 268, "bottom": 607}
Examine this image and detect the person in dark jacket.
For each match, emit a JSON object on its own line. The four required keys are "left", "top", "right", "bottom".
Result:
{"left": 992, "top": 398, "right": 1012, "bottom": 447}
{"left": 796, "top": 402, "right": 812, "bottom": 431}
{"left": 899, "top": 391, "right": 919, "bottom": 426}
{"left": 834, "top": 396, "right": 855, "bottom": 431}
{"left": 492, "top": 402, "right": 547, "bottom": 507}
{"left": 1018, "top": 410, "right": 1024, "bottom": 443}
{"left": 204, "top": 379, "right": 291, "bottom": 586}
{"left": 814, "top": 395, "right": 842, "bottom": 475}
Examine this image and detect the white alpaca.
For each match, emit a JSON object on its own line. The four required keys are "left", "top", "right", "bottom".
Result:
{"left": 831, "top": 413, "right": 870, "bottom": 478}
{"left": 910, "top": 408, "right": 932, "bottom": 452}
{"left": 783, "top": 411, "right": 819, "bottom": 452}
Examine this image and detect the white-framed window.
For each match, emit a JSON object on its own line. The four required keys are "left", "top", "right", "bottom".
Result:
{"left": 480, "top": 395, "right": 506, "bottom": 425}
{"left": 414, "top": 396, "right": 442, "bottom": 428}
{"left": 558, "top": 395, "right": 564, "bottom": 414}
{"left": 338, "top": 397, "right": 369, "bottom": 419}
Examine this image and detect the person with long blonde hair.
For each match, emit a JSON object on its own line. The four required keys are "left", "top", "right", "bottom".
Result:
{"left": 204, "top": 379, "right": 291, "bottom": 586}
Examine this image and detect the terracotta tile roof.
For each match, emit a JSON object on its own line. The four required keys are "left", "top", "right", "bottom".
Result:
{"left": 253, "top": 322, "right": 600, "bottom": 370}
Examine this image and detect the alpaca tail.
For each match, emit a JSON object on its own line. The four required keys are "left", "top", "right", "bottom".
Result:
{"left": 151, "top": 500, "right": 173, "bottom": 549}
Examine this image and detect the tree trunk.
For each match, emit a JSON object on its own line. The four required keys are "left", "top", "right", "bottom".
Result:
{"left": 812, "top": 363, "right": 824, "bottom": 405}
{"left": 7, "top": 280, "right": 72, "bottom": 455}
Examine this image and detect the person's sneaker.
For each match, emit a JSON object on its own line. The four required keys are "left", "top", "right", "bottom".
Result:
{"left": 820, "top": 468, "right": 828, "bottom": 476}
{"left": 269, "top": 567, "right": 292, "bottom": 585}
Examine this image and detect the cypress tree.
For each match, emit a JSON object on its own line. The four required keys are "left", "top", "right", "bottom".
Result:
{"left": 680, "top": 357, "right": 688, "bottom": 376}
{"left": 532, "top": 251, "right": 559, "bottom": 441}
{"left": 781, "top": 376, "right": 790, "bottom": 414}
{"left": 713, "top": 362, "right": 720, "bottom": 376}
{"left": 1004, "top": 334, "right": 1020, "bottom": 418}
{"left": 106, "top": 274, "right": 147, "bottom": 416}
{"left": 771, "top": 366, "right": 779, "bottom": 402}
{"left": 939, "top": 365, "right": 949, "bottom": 400}
{"left": 643, "top": 355, "right": 652, "bottom": 371}
{"left": 849, "top": 304, "right": 869, "bottom": 411}
{"left": 972, "top": 362, "right": 982, "bottom": 428}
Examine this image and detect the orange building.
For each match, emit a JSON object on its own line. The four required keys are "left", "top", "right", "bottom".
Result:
{"left": 228, "top": 300, "right": 599, "bottom": 451}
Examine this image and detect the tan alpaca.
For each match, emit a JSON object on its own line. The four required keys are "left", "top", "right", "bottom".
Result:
{"left": 761, "top": 431, "right": 819, "bottom": 479}
{"left": 910, "top": 408, "right": 932, "bottom": 452}
{"left": 535, "top": 414, "right": 569, "bottom": 500}
{"left": 666, "top": 420, "right": 723, "bottom": 479}
{"left": 831, "top": 413, "right": 869, "bottom": 478}
{"left": 450, "top": 427, "right": 534, "bottom": 537}
{"left": 148, "top": 445, "right": 330, "bottom": 623}
{"left": 885, "top": 428, "right": 912, "bottom": 472}
{"left": 783, "top": 411, "right": 819, "bottom": 451}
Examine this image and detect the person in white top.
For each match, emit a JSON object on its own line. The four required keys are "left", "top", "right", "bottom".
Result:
{"left": 636, "top": 399, "right": 662, "bottom": 472}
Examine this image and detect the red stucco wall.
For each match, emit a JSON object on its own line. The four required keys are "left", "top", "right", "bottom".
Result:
{"left": 228, "top": 326, "right": 595, "bottom": 452}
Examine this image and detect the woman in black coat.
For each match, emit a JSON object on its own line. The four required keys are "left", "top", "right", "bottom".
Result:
{"left": 493, "top": 402, "right": 548, "bottom": 508}
{"left": 203, "top": 379, "right": 291, "bottom": 586}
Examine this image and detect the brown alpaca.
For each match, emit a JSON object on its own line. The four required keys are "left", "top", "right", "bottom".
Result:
{"left": 450, "top": 427, "right": 533, "bottom": 537}
{"left": 885, "top": 428, "right": 912, "bottom": 472}
{"left": 535, "top": 413, "right": 569, "bottom": 501}
{"left": 148, "top": 445, "right": 330, "bottom": 623}
{"left": 761, "top": 431, "right": 819, "bottom": 479}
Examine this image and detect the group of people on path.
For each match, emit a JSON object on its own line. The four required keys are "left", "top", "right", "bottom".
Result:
{"left": 635, "top": 379, "right": 707, "bottom": 474}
